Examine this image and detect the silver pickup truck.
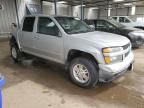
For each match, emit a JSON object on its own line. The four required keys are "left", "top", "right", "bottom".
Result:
{"left": 10, "top": 15, "right": 134, "bottom": 88}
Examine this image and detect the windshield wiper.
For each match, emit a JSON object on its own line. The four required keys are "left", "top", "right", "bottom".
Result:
{"left": 68, "top": 31, "right": 85, "bottom": 34}
{"left": 68, "top": 29, "right": 94, "bottom": 34}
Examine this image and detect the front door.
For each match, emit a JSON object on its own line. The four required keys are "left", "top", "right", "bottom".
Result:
{"left": 35, "top": 17, "right": 64, "bottom": 63}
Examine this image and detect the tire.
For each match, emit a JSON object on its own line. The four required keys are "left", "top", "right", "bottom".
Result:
{"left": 10, "top": 44, "right": 22, "bottom": 63}
{"left": 69, "top": 57, "right": 99, "bottom": 88}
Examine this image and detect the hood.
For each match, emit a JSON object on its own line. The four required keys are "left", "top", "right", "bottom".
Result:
{"left": 121, "top": 26, "right": 141, "bottom": 32}
{"left": 120, "top": 26, "right": 142, "bottom": 35}
{"left": 122, "top": 22, "right": 144, "bottom": 28}
{"left": 128, "top": 30, "right": 144, "bottom": 40}
{"left": 121, "top": 27, "right": 144, "bottom": 40}
{"left": 71, "top": 31, "right": 130, "bottom": 48}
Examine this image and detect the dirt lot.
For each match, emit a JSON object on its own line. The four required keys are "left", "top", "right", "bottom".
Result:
{"left": 0, "top": 40, "right": 144, "bottom": 108}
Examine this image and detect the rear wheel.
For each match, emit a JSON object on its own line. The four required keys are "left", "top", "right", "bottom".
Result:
{"left": 10, "top": 45, "right": 22, "bottom": 63}
{"left": 69, "top": 57, "right": 99, "bottom": 88}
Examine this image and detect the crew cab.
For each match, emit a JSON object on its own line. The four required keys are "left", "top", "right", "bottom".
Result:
{"left": 85, "top": 19, "right": 144, "bottom": 48}
{"left": 111, "top": 16, "right": 144, "bottom": 30}
{"left": 10, "top": 15, "right": 134, "bottom": 88}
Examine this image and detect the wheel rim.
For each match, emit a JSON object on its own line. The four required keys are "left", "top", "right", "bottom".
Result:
{"left": 11, "top": 47, "right": 17, "bottom": 59}
{"left": 72, "top": 64, "right": 90, "bottom": 83}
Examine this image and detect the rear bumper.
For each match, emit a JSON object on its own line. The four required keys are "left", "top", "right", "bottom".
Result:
{"left": 98, "top": 51, "right": 134, "bottom": 82}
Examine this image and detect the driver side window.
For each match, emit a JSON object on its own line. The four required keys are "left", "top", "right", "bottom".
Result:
{"left": 119, "top": 17, "right": 130, "bottom": 23}
{"left": 37, "top": 17, "right": 59, "bottom": 36}
{"left": 105, "top": 21, "right": 116, "bottom": 30}
{"left": 125, "top": 18, "right": 130, "bottom": 23}
{"left": 96, "top": 20, "right": 106, "bottom": 31}
{"left": 96, "top": 20, "right": 116, "bottom": 32}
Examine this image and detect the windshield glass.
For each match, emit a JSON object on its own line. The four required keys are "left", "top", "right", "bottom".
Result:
{"left": 55, "top": 17, "right": 94, "bottom": 34}
{"left": 126, "top": 17, "right": 134, "bottom": 22}
{"left": 109, "top": 19, "right": 125, "bottom": 28}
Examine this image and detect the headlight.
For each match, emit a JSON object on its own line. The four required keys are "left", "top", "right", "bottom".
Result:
{"left": 103, "top": 47, "right": 123, "bottom": 64}
{"left": 104, "top": 55, "right": 123, "bottom": 64}
{"left": 103, "top": 47, "right": 123, "bottom": 53}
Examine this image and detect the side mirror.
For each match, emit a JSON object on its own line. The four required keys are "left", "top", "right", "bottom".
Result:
{"left": 54, "top": 27, "right": 62, "bottom": 37}
{"left": 12, "top": 23, "right": 17, "bottom": 28}
{"left": 89, "top": 25, "right": 95, "bottom": 28}
{"left": 58, "top": 30, "right": 62, "bottom": 37}
{"left": 89, "top": 25, "right": 95, "bottom": 31}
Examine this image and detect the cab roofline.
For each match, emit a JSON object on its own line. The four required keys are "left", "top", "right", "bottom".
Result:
{"left": 24, "top": 14, "right": 77, "bottom": 18}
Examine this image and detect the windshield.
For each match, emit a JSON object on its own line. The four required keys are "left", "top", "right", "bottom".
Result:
{"left": 126, "top": 17, "right": 134, "bottom": 22}
{"left": 109, "top": 19, "right": 125, "bottom": 28}
{"left": 55, "top": 17, "right": 94, "bottom": 34}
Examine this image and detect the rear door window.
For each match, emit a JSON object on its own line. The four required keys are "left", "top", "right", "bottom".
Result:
{"left": 22, "top": 17, "right": 35, "bottom": 32}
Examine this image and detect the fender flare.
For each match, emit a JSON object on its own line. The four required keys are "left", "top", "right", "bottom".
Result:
{"left": 9, "top": 36, "right": 19, "bottom": 48}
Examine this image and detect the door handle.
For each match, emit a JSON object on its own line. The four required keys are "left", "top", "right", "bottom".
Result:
{"left": 33, "top": 34, "right": 40, "bottom": 39}
{"left": 37, "top": 36, "right": 40, "bottom": 40}
{"left": 33, "top": 35, "right": 38, "bottom": 38}
{"left": 33, "top": 36, "right": 40, "bottom": 39}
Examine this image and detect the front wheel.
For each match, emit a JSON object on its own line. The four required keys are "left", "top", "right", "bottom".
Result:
{"left": 69, "top": 57, "right": 99, "bottom": 88}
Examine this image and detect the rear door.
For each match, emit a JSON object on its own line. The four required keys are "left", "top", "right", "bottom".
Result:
{"left": 20, "top": 17, "right": 36, "bottom": 54}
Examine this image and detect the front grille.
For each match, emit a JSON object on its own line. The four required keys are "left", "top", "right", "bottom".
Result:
{"left": 123, "top": 43, "right": 130, "bottom": 59}
{"left": 125, "top": 51, "right": 130, "bottom": 57}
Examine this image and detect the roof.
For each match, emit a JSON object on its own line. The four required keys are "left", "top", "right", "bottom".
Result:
{"left": 24, "top": 14, "right": 76, "bottom": 18}
{"left": 43, "top": 0, "right": 144, "bottom": 9}
{"left": 85, "top": 19, "right": 108, "bottom": 21}
{"left": 110, "top": 16, "right": 129, "bottom": 17}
